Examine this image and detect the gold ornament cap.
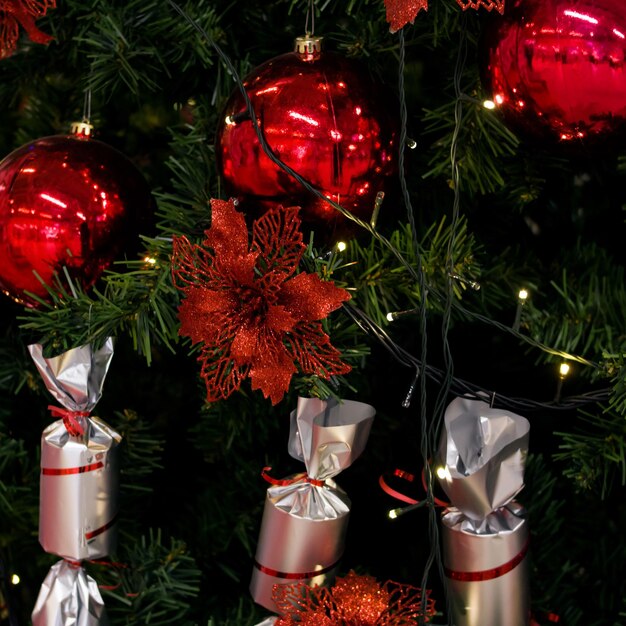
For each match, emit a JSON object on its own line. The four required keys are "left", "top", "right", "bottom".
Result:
{"left": 70, "top": 120, "right": 94, "bottom": 138}
{"left": 294, "top": 34, "right": 323, "bottom": 61}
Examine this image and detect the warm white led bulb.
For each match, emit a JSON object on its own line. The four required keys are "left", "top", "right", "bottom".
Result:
{"left": 518, "top": 288, "right": 529, "bottom": 301}
{"left": 336, "top": 241, "right": 347, "bottom": 252}
{"left": 436, "top": 466, "right": 451, "bottom": 481}
{"left": 11, "top": 574, "right": 20, "bottom": 585}
{"left": 559, "top": 362, "right": 570, "bottom": 378}
{"left": 483, "top": 99, "right": 496, "bottom": 110}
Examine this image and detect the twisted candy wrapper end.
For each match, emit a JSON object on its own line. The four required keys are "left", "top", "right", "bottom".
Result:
{"left": 436, "top": 397, "right": 530, "bottom": 520}
{"left": 287, "top": 397, "right": 376, "bottom": 481}
{"left": 32, "top": 560, "right": 109, "bottom": 626}
{"left": 29, "top": 338, "right": 115, "bottom": 413}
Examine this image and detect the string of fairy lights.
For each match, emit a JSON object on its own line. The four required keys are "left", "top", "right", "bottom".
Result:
{"left": 168, "top": 4, "right": 607, "bottom": 625}
{"left": 167, "top": 0, "right": 604, "bottom": 416}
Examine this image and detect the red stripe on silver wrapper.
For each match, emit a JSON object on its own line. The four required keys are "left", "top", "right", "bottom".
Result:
{"left": 254, "top": 556, "right": 341, "bottom": 579}
{"left": 249, "top": 478, "right": 349, "bottom": 612}
{"left": 42, "top": 461, "right": 104, "bottom": 475}
{"left": 441, "top": 502, "right": 530, "bottom": 626}
{"left": 39, "top": 416, "right": 121, "bottom": 561}
{"left": 31, "top": 560, "right": 109, "bottom": 626}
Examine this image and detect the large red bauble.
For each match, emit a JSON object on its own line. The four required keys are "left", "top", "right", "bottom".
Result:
{"left": 216, "top": 42, "right": 398, "bottom": 235}
{"left": 0, "top": 134, "right": 153, "bottom": 306}
{"left": 481, "top": 0, "right": 626, "bottom": 144}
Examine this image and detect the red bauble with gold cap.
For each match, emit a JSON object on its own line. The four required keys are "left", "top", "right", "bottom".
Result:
{"left": 481, "top": 0, "right": 626, "bottom": 145}
{"left": 0, "top": 123, "right": 153, "bottom": 306}
{"left": 216, "top": 36, "right": 398, "bottom": 237}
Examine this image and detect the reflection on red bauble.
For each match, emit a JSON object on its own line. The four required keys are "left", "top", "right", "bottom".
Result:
{"left": 482, "top": 0, "right": 626, "bottom": 144}
{"left": 216, "top": 37, "right": 398, "bottom": 236}
{"left": 0, "top": 133, "right": 153, "bottom": 306}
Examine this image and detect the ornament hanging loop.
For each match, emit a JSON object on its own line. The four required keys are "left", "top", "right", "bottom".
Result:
{"left": 83, "top": 88, "right": 92, "bottom": 125}
{"left": 305, "top": 0, "right": 315, "bottom": 37}
{"left": 70, "top": 89, "right": 94, "bottom": 138}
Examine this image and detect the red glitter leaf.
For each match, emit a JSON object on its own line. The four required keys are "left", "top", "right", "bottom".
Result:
{"left": 172, "top": 235, "right": 221, "bottom": 290}
{"left": 0, "top": 0, "right": 56, "bottom": 59}
{"left": 279, "top": 273, "right": 351, "bottom": 323}
{"left": 286, "top": 321, "right": 352, "bottom": 380}
{"left": 248, "top": 343, "right": 298, "bottom": 405}
{"left": 273, "top": 571, "right": 436, "bottom": 625}
{"left": 177, "top": 286, "right": 238, "bottom": 346}
{"left": 171, "top": 199, "right": 351, "bottom": 405}
{"left": 198, "top": 347, "right": 250, "bottom": 404}
{"left": 251, "top": 204, "right": 305, "bottom": 287}
{"left": 0, "top": 12, "right": 19, "bottom": 58}
{"left": 204, "top": 198, "right": 258, "bottom": 279}
{"left": 456, "top": 0, "right": 505, "bottom": 13}
{"left": 384, "top": 0, "right": 428, "bottom": 33}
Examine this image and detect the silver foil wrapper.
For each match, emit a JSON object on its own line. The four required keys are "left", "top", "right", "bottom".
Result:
{"left": 29, "top": 339, "right": 120, "bottom": 560}
{"left": 29, "top": 338, "right": 114, "bottom": 413}
{"left": 442, "top": 502, "right": 529, "bottom": 626}
{"left": 250, "top": 397, "right": 375, "bottom": 613}
{"left": 254, "top": 618, "right": 277, "bottom": 626}
{"left": 32, "top": 560, "right": 109, "bottom": 626}
{"left": 40, "top": 416, "right": 121, "bottom": 560}
{"left": 436, "top": 397, "right": 530, "bottom": 520}
{"left": 287, "top": 397, "right": 375, "bottom": 480}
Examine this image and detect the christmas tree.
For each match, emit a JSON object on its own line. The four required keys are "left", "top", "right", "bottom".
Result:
{"left": 1, "top": 0, "right": 625, "bottom": 624}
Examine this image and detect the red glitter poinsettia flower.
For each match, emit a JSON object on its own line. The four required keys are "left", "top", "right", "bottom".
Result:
{"left": 0, "top": 0, "right": 56, "bottom": 59}
{"left": 273, "top": 570, "right": 436, "bottom": 625}
{"left": 172, "top": 199, "right": 351, "bottom": 405}
{"left": 384, "top": 0, "right": 428, "bottom": 33}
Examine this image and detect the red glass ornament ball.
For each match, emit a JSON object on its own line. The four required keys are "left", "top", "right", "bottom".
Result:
{"left": 482, "top": 0, "right": 626, "bottom": 144}
{"left": 216, "top": 47, "right": 398, "bottom": 233}
{"left": 0, "top": 134, "right": 153, "bottom": 306}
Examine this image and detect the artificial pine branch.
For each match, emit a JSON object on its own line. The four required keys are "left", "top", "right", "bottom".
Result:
{"left": 101, "top": 530, "right": 201, "bottom": 626}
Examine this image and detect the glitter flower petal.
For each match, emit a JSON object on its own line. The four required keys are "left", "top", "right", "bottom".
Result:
{"left": 384, "top": 0, "right": 428, "bottom": 33}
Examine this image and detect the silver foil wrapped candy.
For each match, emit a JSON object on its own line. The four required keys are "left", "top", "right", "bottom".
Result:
{"left": 29, "top": 339, "right": 119, "bottom": 626}
{"left": 436, "top": 396, "right": 530, "bottom": 626}
{"left": 250, "top": 397, "right": 375, "bottom": 613}
{"left": 29, "top": 338, "right": 120, "bottom": 561}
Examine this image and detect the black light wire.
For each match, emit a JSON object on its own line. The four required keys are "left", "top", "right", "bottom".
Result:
{"left": 344, "top": 303, "right": 609, "bottom": 412}
{"left": 167, "top": 0, "right": 599, "bottom": 385}
{"left": 165, "top": 6, "right": 610, "bottom": 621}
{"left": 397, "top": 25, "right": 447, "bottom": 624}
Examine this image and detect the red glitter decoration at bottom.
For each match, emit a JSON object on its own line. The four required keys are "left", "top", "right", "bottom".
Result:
{"left": 273, "top": 571, "right": 436, "bottom": 625}
{"left": 456, "top": 0, "right": 504, "bottom": 13}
